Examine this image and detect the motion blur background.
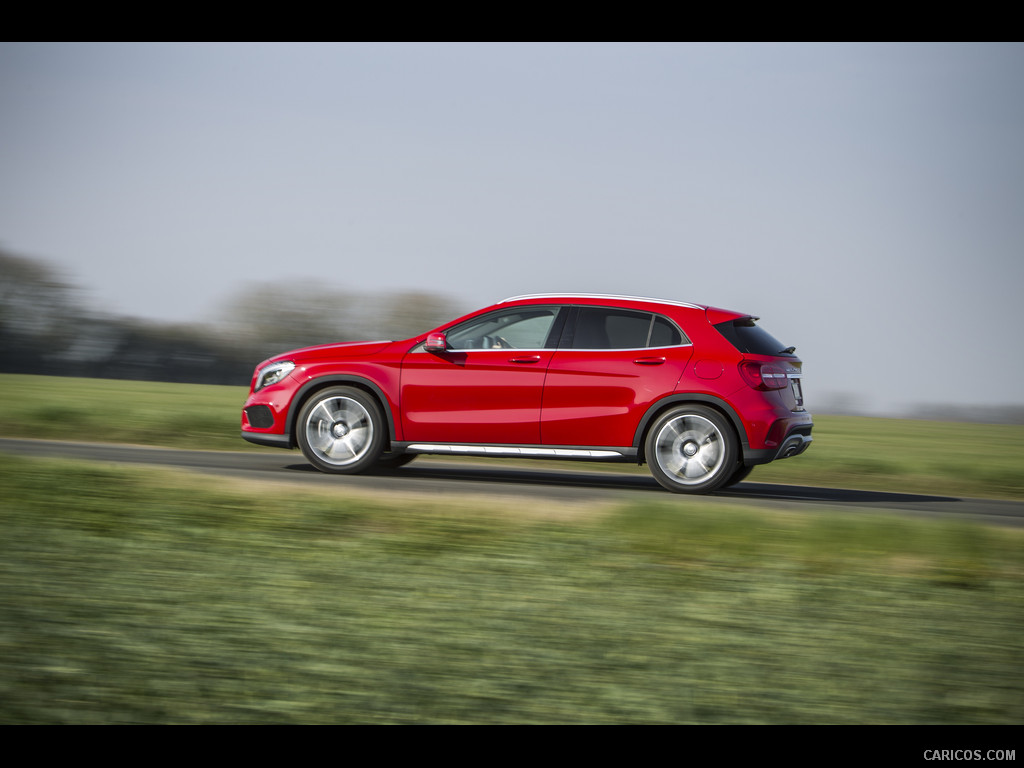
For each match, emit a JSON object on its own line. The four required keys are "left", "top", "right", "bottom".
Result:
{"left": 3, "top": 43, "right": 1022, "bottom": 419}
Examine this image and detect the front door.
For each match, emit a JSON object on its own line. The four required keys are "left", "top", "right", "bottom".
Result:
{"left": 400, "top": 306, "right": 563, "bottom": 444}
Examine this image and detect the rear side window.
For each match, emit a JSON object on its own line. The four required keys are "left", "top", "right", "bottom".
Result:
{"left": 567, "top": 307, "right": 686, "bottom": 349}
{"left": 714, "top": 318, "right": 795, "bottom": 357}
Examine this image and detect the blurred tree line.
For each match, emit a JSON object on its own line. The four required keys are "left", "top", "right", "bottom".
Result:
{"left": 0, "top": 249, "right": 460, "bottom": 386}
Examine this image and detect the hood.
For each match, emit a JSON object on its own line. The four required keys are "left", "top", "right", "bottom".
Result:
{"left": 269, "top": 339, "right": 393, "bottom": 365}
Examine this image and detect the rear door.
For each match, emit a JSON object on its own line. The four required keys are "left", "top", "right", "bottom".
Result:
{"left": 541, "top": 306, "right": 693, "bottom": 447}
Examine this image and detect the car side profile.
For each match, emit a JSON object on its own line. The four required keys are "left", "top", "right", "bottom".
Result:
{"left": 241, "top": 294, "right": 812, "bottom": 494}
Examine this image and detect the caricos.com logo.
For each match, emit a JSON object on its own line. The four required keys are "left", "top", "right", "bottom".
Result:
{"left": 924, "top": 751, "right": 1015, "bottom": 761}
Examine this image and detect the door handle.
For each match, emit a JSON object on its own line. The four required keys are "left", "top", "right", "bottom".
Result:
{"left": 510, "top": 356, "right": 542, "bottom": 364}
{"left": 633, "top": 357, "right": 666, "bottom": 365}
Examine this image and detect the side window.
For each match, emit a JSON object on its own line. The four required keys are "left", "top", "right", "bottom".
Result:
{"left": 568, "top": 308, "right": 686, "bottom": 349}
{"left": 446, "top": 307, "right": 560, "bottom": 350}
{"left": 571, "top": 308, "right": 648, "bottom": 349}
{"left": 649, "top": 315, "right": 684, "bottom": 347}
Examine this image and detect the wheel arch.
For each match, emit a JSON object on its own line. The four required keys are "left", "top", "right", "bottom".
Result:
{"left": 633, "top": 393, "right": 748, "bottom": 464}
{"left": 287, "top": 376, "right": 397, "bottom": 450}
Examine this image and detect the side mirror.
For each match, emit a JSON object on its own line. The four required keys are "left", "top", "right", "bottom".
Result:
{"left": 424, "top": 332, "right": 448, "bottom": 353}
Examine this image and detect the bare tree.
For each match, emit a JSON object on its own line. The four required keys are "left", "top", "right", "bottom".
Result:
{"left": 0, "top": 249, "right": 83, "bottom": 372}
{"left": 217, "top": 281, "right": 460, "bottom": 361}
{"left": 1, "top": 248, "right": 461, "bottom": 383}
{"left": 217, "top": 281, "right": 365, "bottom": 360}
{"left": 371, "top": 290, "right": 461, "bottom": 341}
{"left": 0, "top": 249, "right": 79, "bottom": 339}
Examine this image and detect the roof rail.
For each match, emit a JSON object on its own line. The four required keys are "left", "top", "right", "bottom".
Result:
{"left": 499, "top": 293, "right": 703, "bottom": 310}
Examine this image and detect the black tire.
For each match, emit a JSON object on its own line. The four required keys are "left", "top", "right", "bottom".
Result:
{"left": 376, "top": 452, "right": 417, "bottom": 469}
{"left": 296, "top": 386, "right": 385, "bottom": 474}
{"left": 723, "top": 463, "right": 754, "bottom": 488}
{"left": 645, "top": 405, "right": 739, "bottom": 494}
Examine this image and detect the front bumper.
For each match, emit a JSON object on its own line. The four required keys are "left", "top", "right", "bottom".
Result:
{"left": 241, "top": 396, "right": 293, "bottom": 449}
{"left": 240, "top": 430, "right": 292, "bottom": 448}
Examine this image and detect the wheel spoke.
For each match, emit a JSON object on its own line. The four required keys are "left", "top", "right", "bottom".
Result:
{"left": 317, "top": 399, "right": 337, "bottom": 422}
{"left": 662, "top": 452, "right": 685, "bottom": 475}
{"left": 690, "top": 455, "right": 713, "bottom": 477}
{"left": 340, "top": 426, "right": 369, "bottom": 456}
{"left": 337, "top": 401, "right": 360, "bottom": 423}
{"left": 662, "top": 420, "right": 685, "bottom": 440}
{"left": 694, "top": 425, "right": 716, "bottom": 443}
{"left": 326, "top": 435, "right": 356, "bottom": 460}
{"left": 309, "top": 427, "right": 333, "bottom": 454}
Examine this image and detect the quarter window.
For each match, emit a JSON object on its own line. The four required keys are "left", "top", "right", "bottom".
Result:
{"left": 650, "top": 315, "right": 684, "bottom": 347}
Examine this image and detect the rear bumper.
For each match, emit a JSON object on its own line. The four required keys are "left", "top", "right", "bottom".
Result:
{"left": 742, "top": 419, "right": 813, "bottom": 465}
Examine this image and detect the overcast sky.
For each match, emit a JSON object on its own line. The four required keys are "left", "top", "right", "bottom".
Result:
{"left": 2, "top": 43, "right": 1022, "bottom": 414}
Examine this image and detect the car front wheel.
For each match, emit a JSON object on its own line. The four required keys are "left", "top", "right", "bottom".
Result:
{"left": 645, "top": 405, "right": 738, "bottom": 494}
{"left": 297, "top": 386, "right": 385, "bottom": 474}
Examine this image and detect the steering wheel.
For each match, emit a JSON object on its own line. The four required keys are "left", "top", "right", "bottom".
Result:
{"left": 483, "top": 335, "right": 513, "bottom": 349}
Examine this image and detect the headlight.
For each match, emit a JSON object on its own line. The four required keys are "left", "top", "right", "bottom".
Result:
{"left": 254, "top": 361, "right": 295, "bottom": 392}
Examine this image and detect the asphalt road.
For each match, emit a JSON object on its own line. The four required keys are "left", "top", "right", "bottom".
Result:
{"left": 2, "top": 437, "right": 1022, "bottom": 527}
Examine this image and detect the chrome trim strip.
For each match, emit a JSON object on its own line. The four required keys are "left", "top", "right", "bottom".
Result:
{"left": 433, "top": 347, "right": 551, "bottom": 353}
{"left": 557, "top": 343, "right": 693, "bottom": 352}
{"left": 414, "top": 344, "right": 693, "bottom": 353}
{"left": 406, "top": 443, "right": 625, "bottom": 458}
{"left": 499, "top": 293, "right": 703, "bottom": 310}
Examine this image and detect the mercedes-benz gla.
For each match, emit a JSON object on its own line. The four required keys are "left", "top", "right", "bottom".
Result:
{"left": 241, "top": 294, "right": 812, "bottom": 493}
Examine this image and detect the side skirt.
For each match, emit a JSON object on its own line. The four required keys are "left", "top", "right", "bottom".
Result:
{"left": 392, "top": 442, "right": 638, "bottom": 462}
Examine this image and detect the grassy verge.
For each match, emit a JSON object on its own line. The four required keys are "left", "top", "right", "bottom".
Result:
{"left": 753, "top": 414, "right": 1024, "bottom": 499}
{"left": 2, "top": 373, "right": 250, "bottom": 451}
{"left": 1, "top": 454, "right": 1021, "bottom": 723}
{"left": 4, "top": 374, "right": 1023, "bottom": 499}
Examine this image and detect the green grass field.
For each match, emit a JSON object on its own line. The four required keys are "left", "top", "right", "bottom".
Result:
{"left": 3, "top": 374, "right": 1023, "bottom": 723}
{"left": 2, "top": 373, "right": 249, "bottom": 451}
{"left": 2, "top": 454, "right": 1021, "bottom": 724}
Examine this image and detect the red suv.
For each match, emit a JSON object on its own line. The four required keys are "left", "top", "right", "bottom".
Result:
{"left": 241, "top": 294, "right": 812, "bottom": 493}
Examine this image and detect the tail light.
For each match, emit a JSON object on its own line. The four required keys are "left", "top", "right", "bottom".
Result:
{"left": 739, "top": 361, "right": 788, "bottom": 390}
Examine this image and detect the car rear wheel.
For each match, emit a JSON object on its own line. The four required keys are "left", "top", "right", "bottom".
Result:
{"left": 297, "top": 387, "right": 384, "bottom": 474}
{"left": 646, "top": 405, "right": 738, "bottom": 494}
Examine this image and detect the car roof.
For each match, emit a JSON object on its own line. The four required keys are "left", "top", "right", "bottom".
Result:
{"left": 498, "top": 293, "right": 706, "bottom": 310}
